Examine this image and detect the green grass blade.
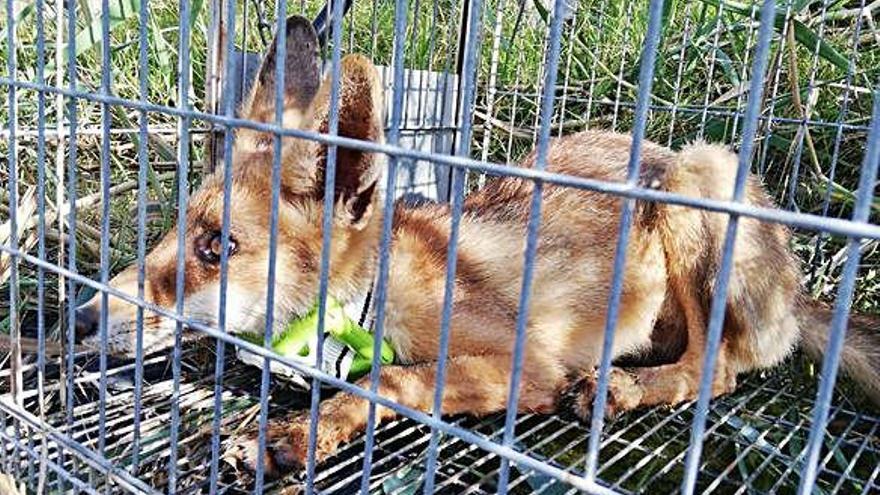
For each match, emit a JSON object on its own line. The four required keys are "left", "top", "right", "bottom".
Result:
{"left": 714, "top": 46, "right": 741, "bottom": 86}
{"left": 189, "top": 0, "right": 204, "bottom": 30}
{"left": 789, "top": 18, "right": 848, "bottom": 72}
{"left": 697, "top": 0, "right": 849, "bottom": 72}
{"left": 696, "top": 0, "right": 753, "bottom": 17}
{"left": 0, "top": 1, "right": 35, "bottom": 46}
{"left": 47, "top": 0, "right": 141, "bottom": 70}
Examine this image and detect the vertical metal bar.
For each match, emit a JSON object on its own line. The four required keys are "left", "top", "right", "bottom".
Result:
{"left": 756, "top": 0, "right": 792, "bottom": 176}
{"left": 476, "top": 0, "right": 496, "bottom": 190}
{"left": 5, "top": 0, "right": 21, "bottom": 409}
{"left": 797, "top": 83, "right": 880, "bottom": 494}
{"left": 528, "top": 36, "right": 544, "bottom": 147}
{"left": 755, "top": 0, "right": 793, "bottom": 177}
{"left": 726, "top": 2, "right": 758, "bottom": 145}
{"left": 557, "top": 4, "right": 579, "bottom": 139}
{"left": 168, "top": 0, "right": 194, "bottom": 487}
{"left": 208, "top": 1, "right": 237, "bottom": 493}
{"left": 680, "top": 2, "right": 777, "bottom": 493}
{"left": 64, "top": 0, "right": 80, "bottom": 482}
{"left": 610, "top": 1, "right": 635, "bottom": 132}
{"left": 130, "top": 0, "right": 150, "bottom": 474}
{"left": 370, "top": 0, "right": 379, "bottom": 59}
{"left": 495, "top": 0, "right": 568, "bottom": 491}
{"left": 402, "top": 0, "right": 418, "bottom": 129}
{"left": 96, "top": 0, "right": 113, "bottom": 457}
{"left": 445, "top": 0, "right": 473, "bottom": 193}
{"left": 203, "top": 0, "right": 220, "bottom": 177}
{"left": 357, "top": 0, "right": 407, "bottom": 490}
{"left": 423, "top": 0, "right": 442, "bottom": 146}
{"left": 666, "top": 1, "right": 693, "bottom": 147}
{"left": 53, "top": 0, "right": 67, "bottom": 449}
{"left": 253, "top": 0, "right": 289, "bottom": 489}
{"left": 26, "top": 423, "right": 34, "bottom": 489}
{"left": 305, "top": 0, "right": 349, "bottom": 489}
{"left": 347, "top": 0, "right": 355, "bottom": 53}
{"left": 0, "top": 408, "right": 7, "bottom": 472}
{"left": 697, "top": 2, "right": 725, "bottom": 140}
{"left": 434, "top": 0, "right": 461, "bottom": 201}
{"left": 583, "top": 0, "right": 608, "bottom": 132}
{"left": 583, "top": 0, "right": 666, "bottom": 482}
{"left": 412, "top": 0, "right": 429, "bottom": 131}
{"left": 34, "top": 0, "right": 50, "bottom": 489}
{"left": 419, "top": 0, "right": 482, "bottom": 485}
{"left": 479, "top": 0, "right": 507, "bottom": 167}
{"left": 240, "top": 0, "right": 250, "bottom": 90}
{"left": 4, "top": 0, "right": 22, "bottom": 477}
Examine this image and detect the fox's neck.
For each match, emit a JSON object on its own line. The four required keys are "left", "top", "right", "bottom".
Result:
{"left": 328, "top": 198, "right": 456, "bottom": 307}
{"left": 326, "top": 207, "right": 384, "bottom": 304}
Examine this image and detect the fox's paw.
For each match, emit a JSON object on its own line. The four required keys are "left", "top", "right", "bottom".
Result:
{"left": 559, "top": 368, "right": 643, "bottom": 421}
{"left": 228, "top": 415, "right": 310, "bottom": 480}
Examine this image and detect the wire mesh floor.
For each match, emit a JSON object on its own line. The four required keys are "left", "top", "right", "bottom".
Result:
{"left": 2, "top": 343, "right": 878, "bottom": 494}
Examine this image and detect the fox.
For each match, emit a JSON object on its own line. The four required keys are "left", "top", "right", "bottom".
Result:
{"left": 73, "top": 16, "right": 880, "bottom": 479}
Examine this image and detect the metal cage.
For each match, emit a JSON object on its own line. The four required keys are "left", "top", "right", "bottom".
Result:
{"left": 1, "top": 0, "right": 879, "bottom": 493}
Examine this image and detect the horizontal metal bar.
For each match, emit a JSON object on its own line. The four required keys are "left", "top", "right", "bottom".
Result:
{"left": 0, "top": 244, "right": 618, "bottom": 494}
{"left": 1, "top": 79, "right": 876, "bottom": 240}
{"left": 0, "top": 399, "right": 160, "bottom": 494}
{"left": 0, "top": 124, "right": 455, "bottom": 138}
{"left": 0, "top": 126, "right": 205, "bottom": 137}
{"left": 0, "top": 429, "right": 101, "bottom": 495}
{"left": 3, "top": 353, "right": 169, "bottom": 403}
{"left": 490, "top": 90, "right": 875, "bottom": 134}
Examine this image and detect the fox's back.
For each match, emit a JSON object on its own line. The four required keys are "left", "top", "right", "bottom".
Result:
{"left": 384, "top": 129, "right": 801, "bottom": 374}
{"left": 384, "top": 131, "right": 674, "bottom": 365}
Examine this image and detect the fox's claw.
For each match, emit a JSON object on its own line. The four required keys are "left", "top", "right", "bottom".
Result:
{"left": 230, "top": 417, "right": 310, "bottom": 480}
{"left": 559, "top": 371, "right": 598, "bottom": 421}
{"left": 559, "top": 368, "right": 643, "bottom": 421}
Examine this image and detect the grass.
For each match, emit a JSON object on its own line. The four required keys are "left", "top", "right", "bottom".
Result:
{"left": 0, "top": 0, "right": 879, "bottom": 492}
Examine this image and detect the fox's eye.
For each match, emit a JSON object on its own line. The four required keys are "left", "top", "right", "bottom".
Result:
{"left": 195, "top": 231, "right": 238, "bottom": 264}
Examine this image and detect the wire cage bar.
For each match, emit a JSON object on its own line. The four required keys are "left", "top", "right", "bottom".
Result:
{"left": 1, "top": 0, "right": 879, "bottom": 494}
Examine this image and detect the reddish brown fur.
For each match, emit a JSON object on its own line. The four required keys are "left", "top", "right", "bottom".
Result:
{"left": 78, "top": 16, "right": 880, "bottom": 481}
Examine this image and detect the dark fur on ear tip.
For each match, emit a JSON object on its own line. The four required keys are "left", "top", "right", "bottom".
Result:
{"left": 256, "top": 15, "right": 321, "bottom": 110}
{"left": 281, "top": 16, "right": 320, "bottom": 103}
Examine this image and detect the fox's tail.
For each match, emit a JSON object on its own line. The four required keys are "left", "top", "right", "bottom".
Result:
{"left": 797, "top": 296, "right": 880, "bottom": 406}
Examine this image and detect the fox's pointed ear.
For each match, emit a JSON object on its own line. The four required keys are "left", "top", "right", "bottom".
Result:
{"left": 240, "top": 15, "right": 320, "bottom": 132}
{"left": 308, "top": 54, "right": 386, "bottom": 230}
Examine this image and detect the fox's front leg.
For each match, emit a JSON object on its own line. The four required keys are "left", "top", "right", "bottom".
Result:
{"left": 234, "top": 354, "right": 564, "bottom": 478}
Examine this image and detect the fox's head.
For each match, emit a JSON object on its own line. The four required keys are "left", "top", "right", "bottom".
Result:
{"left": 74, "top": 16, "right": 385, "bottom": 356}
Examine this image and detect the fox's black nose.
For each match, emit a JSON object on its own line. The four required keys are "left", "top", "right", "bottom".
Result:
{"left": 74, "top": 306, "right": 100, "bottom": 343}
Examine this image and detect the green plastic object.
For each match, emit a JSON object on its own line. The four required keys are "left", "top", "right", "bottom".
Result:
{"left": 239, "top": 296, "right": 394, "bottom": 381}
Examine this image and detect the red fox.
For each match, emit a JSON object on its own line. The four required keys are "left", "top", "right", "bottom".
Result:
{"left": 73, "top": 16, "right": 880, "bottom": 478}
